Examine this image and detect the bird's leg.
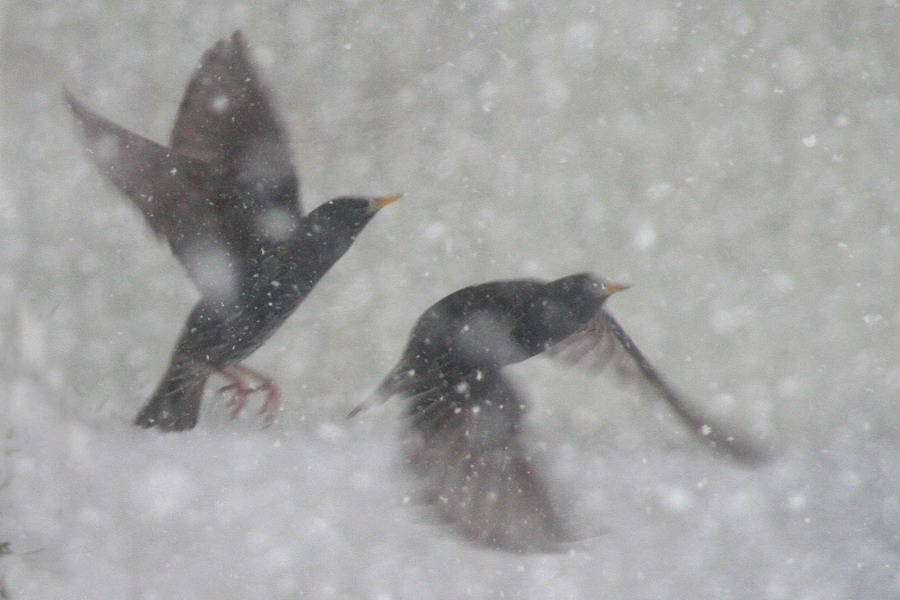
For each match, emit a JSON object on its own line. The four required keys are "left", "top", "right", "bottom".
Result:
{"left": 216, "top": 364, "right": 281, "bottom": 425}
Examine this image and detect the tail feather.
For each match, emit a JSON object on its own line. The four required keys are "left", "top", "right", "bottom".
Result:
{"left": 347, "top": 364, "right": 409, "bottom": 419}
{"left": 134, "top": 355, "right": 211, "bottom": 431}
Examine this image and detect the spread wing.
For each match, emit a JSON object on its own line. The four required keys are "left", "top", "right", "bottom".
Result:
{"left": 550, "top": 309, "right": 772, "bottom": 465}
{"left": 171, "top": 31, "right": 302, "bottom": 221}
{"left": 404, "top": 368, "right": 569, "bottom": 552}
{"left": 64, "top": 90, "right": 235, "bottom": 299}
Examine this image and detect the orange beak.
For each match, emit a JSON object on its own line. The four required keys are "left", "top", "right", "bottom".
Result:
{"left": 375, "top": 193, "right": 403, "bottom": 208}
{"left": 605, "top": 281, "right": 631, "bottom": 295}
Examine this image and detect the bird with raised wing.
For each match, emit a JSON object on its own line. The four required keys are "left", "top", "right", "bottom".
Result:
{"left": 66, "top": 31, "right": 401, "bottom": 430}
{"left": 351, "top": 273, "right": 770, "bottom": 552}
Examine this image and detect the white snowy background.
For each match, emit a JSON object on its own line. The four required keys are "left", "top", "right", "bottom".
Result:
{"left": 1, "top": 1, "right": 898, "bottom": 598}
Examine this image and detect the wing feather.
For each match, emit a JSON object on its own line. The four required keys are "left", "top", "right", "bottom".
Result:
{"left": 405, "top": 369, "right": 569, "bottom": 552}
{"left": 170, "top": 31, "right": 301, "bottom": 220}
{"left": 65, "top": 90, "right": 237, "bottom": 298}
{"left": 550, "top": 310, "right": 772, "bottom": 464}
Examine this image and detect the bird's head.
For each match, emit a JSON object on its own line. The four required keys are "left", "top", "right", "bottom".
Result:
{"left": 544, "top": 272, "right": 630, "bottom": 326}
{"left": 306, "top": 193, "right": 402, "bottom": 242}
{"left": 314, "top": 193, "right": 400, "bottom": 230}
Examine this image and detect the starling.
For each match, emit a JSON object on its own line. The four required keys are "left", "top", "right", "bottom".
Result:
{"left": 66, "top": 31, "right": 401, "bottom": 430}
{"left": 351, "top": 273, "right": 769, "bottom": 552}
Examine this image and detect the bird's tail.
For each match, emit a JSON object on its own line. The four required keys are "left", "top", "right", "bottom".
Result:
{"left": 349, "top": 359, "right": 478, "bottom": 419}
{"left": 134, "top": 354, "right": 211, "bottom": 431}
{"left": 346, "top": 367, "right": 403, "bottom": 419}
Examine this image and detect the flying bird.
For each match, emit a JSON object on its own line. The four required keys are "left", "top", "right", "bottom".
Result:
{"left": 351, "top": 273, "right": 770, "bottom": 552}
{"left": 66, "top": 31, "right": 400, "bottom": 430}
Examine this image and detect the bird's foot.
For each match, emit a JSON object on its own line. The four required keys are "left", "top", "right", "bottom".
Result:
{"left": 217, "top": 379, "right": 256, "bottom": 419}
{"left": 216, "top": 364, "right": 282, "bottom": 426}
{"left": 253, "top": 380, "right": 281, "bottom": 427}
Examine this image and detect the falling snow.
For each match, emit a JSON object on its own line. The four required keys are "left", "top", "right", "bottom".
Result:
{"left": 2, "top": 1, "right": 899, "bottom": 599}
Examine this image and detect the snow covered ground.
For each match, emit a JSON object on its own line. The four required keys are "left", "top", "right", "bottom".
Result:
{"left": 2, "top": 369, "right": 897, "bottom": 599}
{"left": 2, "top": 1, "right": 898, "bottom": 598}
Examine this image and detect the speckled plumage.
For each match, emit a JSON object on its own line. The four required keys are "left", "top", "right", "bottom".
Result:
{"left": 67, "top": 32, "right": 399, "bottom": 430}
{"left": 355, "top": 273, "right": 768, "bottom": 552}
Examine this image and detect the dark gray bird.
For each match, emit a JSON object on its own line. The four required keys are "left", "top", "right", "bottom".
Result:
{"left": 351, "top": 273, "right": 769, "bottom": 552}
{"left": 66, "top": 31, "right": 401, "bottom": 430}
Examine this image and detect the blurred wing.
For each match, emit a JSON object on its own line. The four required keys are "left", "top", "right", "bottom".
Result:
{"left": 65, "top": 91, "right": 236, "bottom": 298}
{"left": 404, "top": 368, "right": 569, "bottom": 552}
{"left": 170, "top": 31, "right": 302, "bottom": 222}
{"left": 550, "top": 310, "right": 772, "bottom": 465}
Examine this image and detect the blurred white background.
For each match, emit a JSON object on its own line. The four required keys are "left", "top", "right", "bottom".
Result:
{"left": 1, "top": 1, "right": 897, "bottom": 598}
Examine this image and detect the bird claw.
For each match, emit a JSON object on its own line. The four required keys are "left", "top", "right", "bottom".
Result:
{"left": 254, "top": 381, "right": 281, "bottom": 426}
{"left": 216, "top": 365, "right": 281, "bottom": 425}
